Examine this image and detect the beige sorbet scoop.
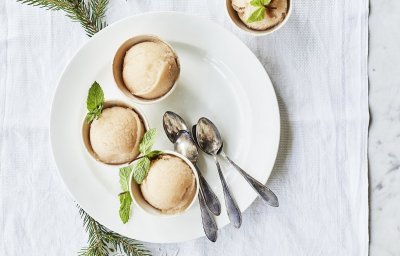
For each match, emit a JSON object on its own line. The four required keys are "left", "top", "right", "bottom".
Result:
{"left": 232, "top": 0, "right": 288, "bottom": 31}
{"left": 141, "top": 155, "right": 196, "bottom": 214}
{"left": 122, "top": 41, "right": 179, "bottom": 99}
{"left": 89, "top": 106, "right": 145, "bottom": 164}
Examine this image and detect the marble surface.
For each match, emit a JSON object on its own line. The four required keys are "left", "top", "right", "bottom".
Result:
{"left": 369, "top": 0, "right": 400, "bottom": 255}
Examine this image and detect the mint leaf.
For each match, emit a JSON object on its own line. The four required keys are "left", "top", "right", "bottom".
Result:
{"left": 250, "top": 0, "right": 271, "bottom": 6}
{"left": 85, "top": 112, "right": 96, "bottom": 123}
{"left": 119, "top": 166, "right": 132, "bottom": 192}
{"left": 85, "top": 108, "right": 102, "bottom": 122}
{"left": 247, "top": 6, "right": 266, "bottom": 23}
{"left": 85, "top": 81, "right": 104, "bottom": 123}
{"left": 139, "top": 128, "right": 157, "bottom": 155}
{"left": 132, "top": 157, "right": 151, "bottom": 184}
{"left": 262, "top": 0, "right": 271, "bottom": 5}
{"left": 250, "top": 0, "right": 263, "bottom": 7}
{"left": 118, "top": 166, "right": 133, "bottom": 223}
{"left": 146, "top": 150, "right": 163, "bottom": 160}
{"left": 87, "top": 81, "right": 104, "bottom": 112}
{"left": 119, "top": 192, "right": 132, "bottom": 224}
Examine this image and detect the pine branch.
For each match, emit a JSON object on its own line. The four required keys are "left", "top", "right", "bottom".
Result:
{"left": 78, "top": 206, "right": 152, "bottom": 256}
{"left": 78, "top": 207, "right": 109, "bottom": 256}
{"left": 16, "top": 0, "right": 109, "bottom": 37}
{"left": 106, "top": 232, "right": 152, "bottom": 256}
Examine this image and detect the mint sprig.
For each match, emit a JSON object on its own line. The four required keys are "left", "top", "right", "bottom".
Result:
{"left": 117, "top": 128, "right": 163, "bottom": 223}
{"left": 146, "top": 150, "right": 164, "bottom": 159}
{"left": 127, "top": 128, "right": 162, "bottom": 184}
{"left": 132, "top": 158, "right": 151, "bottom": 185}
{"left": 247, "top": 0, "right": 272, "bottom": 23}
{"left": 85, "top": 81, "right": 104, "bottom": 122}
{"left": 139, "top": 128, "right": 157, "bottom": 155}
{"left": 250, "top": 0, "right": 271, "bottom": 6}
{"left": 118, "top": 167, "right": 132, "bottom": 224}
{"left": 119, "top": 192, "right": 132, "bottom": 224}
{"left": 119, "top": 166, "right": 132, "bottom": 192}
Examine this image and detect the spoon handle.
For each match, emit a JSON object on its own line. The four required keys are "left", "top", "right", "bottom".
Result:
{"left": 221, "top": 152, "right": 279, "bottom": 207}
{"left": 213, "top": 156, "right": 242, "bottom": 228}
{"left": 195, "top": 165, "right": 221, "bottom": 216}
{"left": 198, "top": 192, "right": 218, "bottom": 242}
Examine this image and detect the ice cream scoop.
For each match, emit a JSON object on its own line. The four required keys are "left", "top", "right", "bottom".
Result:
{"left": 123, "top": 41, "right": 179, "bottom": 99}
{"left": 84, "top": 102, "right": 146, "bottom": 165}
{"left": 226, "top": 0, "right": 291, "bottom": 35}
{"left": 232, "top": 0, "right": 288, "bottom": 31}
{"left": 113, "top": 35, "right": 180, "bottom": 104}
{"left": 141, "top": 154, "right": 197, "bottom": 214}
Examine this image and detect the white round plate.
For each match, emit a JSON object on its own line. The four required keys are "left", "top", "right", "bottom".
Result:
{"left": 50, "top": 12, "right": 280, "bottom": 243}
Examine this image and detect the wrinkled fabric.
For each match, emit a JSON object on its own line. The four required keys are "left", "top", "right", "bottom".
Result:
{"left": 0, "top": 0, "right": 368, "bottom": 255}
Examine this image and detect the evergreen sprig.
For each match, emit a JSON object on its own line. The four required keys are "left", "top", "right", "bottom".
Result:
{"left": 78, "top": 206, "right": 152, "bottom": 256}
{"left": 16, "top": 0, "right": 109, "bottom": 37}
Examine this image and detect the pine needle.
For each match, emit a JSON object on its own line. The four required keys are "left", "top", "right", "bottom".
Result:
{"left": 78, "top": 206, "right": 152, "bottom": 256}
{"left": 16, "top": 0, "right": 109, "bottom": 37}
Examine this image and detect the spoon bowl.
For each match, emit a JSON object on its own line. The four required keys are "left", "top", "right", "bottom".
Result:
{"left": 195, "top": 118, "right": 223, "bottom": 155}
{"left": 163, "top": 111, "right": 188, "bottom": 143}
{"left": 174, "top": 130, "right": 199, "bottom": 164}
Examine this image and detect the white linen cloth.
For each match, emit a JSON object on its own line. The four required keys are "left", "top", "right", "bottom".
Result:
{"left": 0, "top": 0, "right": 369, "bottom": 255}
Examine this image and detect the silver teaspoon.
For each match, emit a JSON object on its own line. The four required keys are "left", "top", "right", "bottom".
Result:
{"left": 162, "top": 113, "right": 219, "bottom": 242}
{"left": 175, "top": 131, "right": 219, "bottom": 242}
{"left": 195, "top": 117, "right": 279, "bottom": 207}
{"left": 162, "top": 112, "right": 221, "bottom": 216}
{"left": 193, "top": 120, "right": 242, "bottom": 228}
{"left": 174, "top": 130, "right": 221, "bottom": 216}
